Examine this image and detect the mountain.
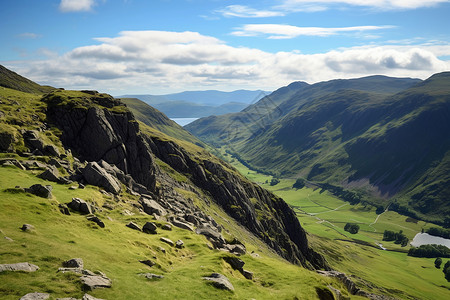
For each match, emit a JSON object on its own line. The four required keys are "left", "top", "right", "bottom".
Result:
{"left": 0, "top": 66, "right": 354, "bottom": 299}
{"left": 119, "top": 89, "right": 269, "bottom": 118}
{"left": 0, "top": 64, "right": 54, "bottom": 94}
{"left": 186, "top": 74, "right": 450, "bottom": 224}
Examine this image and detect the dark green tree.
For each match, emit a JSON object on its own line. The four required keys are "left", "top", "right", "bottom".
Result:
{"left": 435, "top": 257, "right": 442, "bottom": 269}
{"left": 445, "top": 268, "right": 450, "bottom": 282}
{"left": 270, "top": 178, "right": 280, "bottom": 186}
{"left": 344, "top": 223, "right": 360, "bottom": 234}
{"left": 293, "top": 178, "right": 305, "bottom": 189}
{"left": 444, "top": 260, "right": 450, "bottom": 273}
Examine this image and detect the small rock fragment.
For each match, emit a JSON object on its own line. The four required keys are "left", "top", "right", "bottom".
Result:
{"left": 142, "top": 222, "right": 157, "bottom": 234}
{"left": 62, "top": 258, "right": 84, "bottom": 269}
{"left": 126, "top": 221, "right": 141, "bottom": 231}
{"left": 20, "top": 292, "right": 50, "bottom": 300}
{"left": 0, "top": 262, "right": 39, "bottom": 272}
{"left": 160, "top": 237, "right": 174, "bottom": 247}
{"left": 20, "top": 224, "right": 35, "bottom": 232}
{"left": 175, "top": 239, "right": 184, "bottom": 249}
{"left": 203, "top": 273, "right": 234, "bottom": 291}
{"left": 139, "top": 259, "right": 155, "bottom": 267}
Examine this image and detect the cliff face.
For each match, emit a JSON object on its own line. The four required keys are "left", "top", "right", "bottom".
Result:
{"left": 44, "top": 90, "right": 157, "bottom": 192}
{"left": 44, "top": 89, "right": 327, "bottom": 270}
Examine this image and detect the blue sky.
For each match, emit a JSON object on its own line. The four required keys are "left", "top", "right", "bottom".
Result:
{"left": 1, "top": 0, "right": 450, "bottom": 94}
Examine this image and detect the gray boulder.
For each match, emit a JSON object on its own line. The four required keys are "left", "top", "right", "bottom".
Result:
{"left": 175, "top": 240, "right": 184, "bottom": 249}
{"left": 196, "top": 225, "right": 226, "bottom": 246}
{"left": 63, "top": 258, "right": 84, "bottom": 269}
{"left": 26, "top": 184, "right": 52, "bottom": 198}
{"left": 0, "top": 131, "right": 15, "bottom": 151}
{"left": 161, "top": 224, "right": 172, "bottom": 231}
{"left": 223, "top": 256, "right": 245, "bottom": 271}
{"left": 87, "top": 216, "right": 105, "bottom": 228}
{"left": 23, "top": 130, "right": 44, "bottom": 152}
{"left": 171, "top": 219, "right": 194, "bottom": 232}
{"left": 20, "top": 292, "right": 49, "bottom": 300}
{"left": 20, "top": 224, "right": 35, "bottom": 232}
{"left": 126, "top": 221, "right": 141, "bottom": 231}
{"left": 80, "top": 274, "right": 112, "bottom": 291}
{"left": 140, "top": 273, "right": 164, "bottom": 280}
{"left": 37, "top": 166, "right": 60, "bottom": 182}
{"left": 142, "top": 222, "right": 157, "bottom": 234}
{"left": 140, "top": 197, "right": 167, "bottom": 216}
{"left": 82, "top": 162, "right": 121, "bottom": 194}
{"left": 43, "top": 144, "right": 60, "bottom": 157}
{"left": 82, "top": 294, "right": 105, "bottom": 300}
{"left": 139, "top": 260, "right": 156, "bottom": 267}
{"left": 203, "top": 273, "right": 234, "bottom": 291}
{"left": 160, "top": 237, "right": 174, "bottom": 247}
{"left": 242, "top": 269, "right": 253, "bottom": 280}
{"left": 68, "top": 198, "right": 92, "bottom": 215}
{"left": 0, "top": 262, "right": 39, "bottom": 272}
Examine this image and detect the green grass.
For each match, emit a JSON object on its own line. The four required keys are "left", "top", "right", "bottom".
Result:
{"left": 226, "top": 157, "right": 450, "bottom": 299}
{"left": 0, "top": 165, "right": 351, "bottom": 300}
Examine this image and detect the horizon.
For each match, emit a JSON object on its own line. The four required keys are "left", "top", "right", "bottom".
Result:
{"left": 1, "top": 0, "right": 450, "bottom": 96}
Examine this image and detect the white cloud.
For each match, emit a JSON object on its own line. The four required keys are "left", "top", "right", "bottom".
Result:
{"left": 231, "top": 24, "right": 394, "bottom": 39}
{"left": 217, "top": 5, "right": 285, "bottom": 18}
{"left": 5, "top": 31, "right": 450, "bottom": 94}
{"left": 17, "top": 32, "right": 41, "bottom": 39}
{"left": 59, "top": 0, "right": 96, "bottom": 13}
{"left": 279, "top": 0, "right": 450, "bottom": 11}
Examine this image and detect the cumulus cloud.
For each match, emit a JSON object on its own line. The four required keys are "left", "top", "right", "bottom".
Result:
{"left": 5, "top": 30, "right": 450, "bottom": 94}
{"left": 59, "top": 0, "right": 96, "bottom": 13}
{"left": 231, "top": 24, "right": 394, "bottom": 39}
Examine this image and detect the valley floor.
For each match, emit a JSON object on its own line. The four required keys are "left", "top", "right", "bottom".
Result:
{"left": 219, "top": 149, "right": 450, "bottom": 300}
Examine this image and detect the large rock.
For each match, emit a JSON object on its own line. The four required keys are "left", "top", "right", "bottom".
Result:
{"left": 223, "top": 257, "right": 245, "bottom": 271}
{"left": 80, "top": 274, "right": 112, "bottom": 291}
{"left": 203, "top": 273, "right": 234, "bottom": 291}
{"left": 196, "top": 225, "right": 226, "bottom": 246}
{"left": 0, "top": 262, "right": 39, "bottom": 272}
{"left": 160, "top": 237, "right": 174, "bottom": 247}
{"left": 23, "top": 130, "right": 44, "bottom": 152}
{"left": 20, "top": 292, "right": 49, "bottom": 300}
{"left": 142, "top": 222, "right": 157, "bottom": 234}
{"left": 26, "top": 184, "right": 52, "bottom": 198}
{"left": 63, "top": 258, "right": 84, "bottom": 269}
{"left": 68, "top": 198, "right": 92, "bottom": 215}
{"left": 20, "top": 224, "right": 35, "bottom": 232}
{"left": 82, "top": 162, "right": 121, "bottom": 194}
{"left": 140, "top": 197, "right": 167, "bottom": 216}
{"left": 0, "top": 131, "right": 15, "bottom": 151}
{"left": 82, "top": 294, "right": 105, "bottom": 300}
{"left": 126, "top": 221, "right": 141, "bottom": 231}
{"left": 171, "top": 219, "right": 194, "bottom": 232}
{"left": 37, "top": 166, "right": 61, "bottom": 182}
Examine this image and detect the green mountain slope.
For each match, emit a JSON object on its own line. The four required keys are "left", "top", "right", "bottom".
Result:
{"left": 0, "top": 65, "right": 54, "bottom": 94}
{"left": 187, "top": 73, "right": 450, "bottom": 223}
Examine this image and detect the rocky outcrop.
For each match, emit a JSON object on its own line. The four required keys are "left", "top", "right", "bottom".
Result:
{"left": 26, "top": 184, "right": 52, "bottom": 198}
{"left": 203, "top": 273, "right": 234, "bottom": 291}
{"left": 81, "top": 162, "right": 121, "bottom": 194}
{"left": 20, "top": 292, "right": 50, "bottom": 300}
{"left": 146, "top": 136, "right": 328, "bottom": 270}
{"left": 0, "top": 262, "right": 39, "bottom": 272}
{"left": 44, "top": 91, "right": 157, "bottom": 193}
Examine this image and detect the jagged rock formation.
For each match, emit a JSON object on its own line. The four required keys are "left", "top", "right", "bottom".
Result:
{"left": 41, "top": 89, "right": 327, "bottom": 270}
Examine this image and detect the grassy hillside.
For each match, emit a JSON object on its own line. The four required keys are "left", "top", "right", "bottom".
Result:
{"left": 0, "top": 65, "right": 54, "bottom": 94}
{"left": 188, "top": 73, "right": 450, "bottom": 223}
{"left": 0, "top": 84, "right": 350, "bottom": 299}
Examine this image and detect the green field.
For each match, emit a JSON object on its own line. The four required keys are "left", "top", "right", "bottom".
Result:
{"left": 220, "top": 148, "right": 450, "bottom": 299}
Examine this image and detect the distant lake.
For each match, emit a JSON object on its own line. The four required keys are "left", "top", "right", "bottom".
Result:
{"left": 170, "top": 118, "right": 199, "bottom": 126}
{"left": 410, "top": 233, "right": 450, "bottom": 248}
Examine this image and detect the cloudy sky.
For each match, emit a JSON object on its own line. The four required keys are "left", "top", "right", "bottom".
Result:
{"left": 1, "top": 0, "right": 450, "bottom": 95}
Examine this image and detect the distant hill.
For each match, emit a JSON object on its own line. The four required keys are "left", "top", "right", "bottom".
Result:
{"left": 119, "top": 89, "right": 269, "bottom": 118}
{"left": 187, "top": 74, "right": 450, "bottom": 223}
{"left": 119, "top": 97, "right": 205, "bottom": 146}
{"left": 0, "top": 64, "right": 54, "bottom": 94}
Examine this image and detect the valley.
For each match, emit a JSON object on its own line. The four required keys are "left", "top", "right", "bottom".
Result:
{"left": 219, "top": 149, "right": 450, "bottom": 299}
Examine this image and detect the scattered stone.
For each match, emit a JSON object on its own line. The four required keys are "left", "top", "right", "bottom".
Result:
{"left": 203, "top": 273, "right": 234, "bottom": 292}
{"left": 69, "top": 186, "right": 78, "bottom": 190}
{"left": 0, "top": 131, "right": 15, "bottom": 152}
{"left": 0, "top": 262, "right": 39, "bottom": 272}
{"left": 82, "top": 293, "right": 105, "bottom": 300}
{"left": 43, "top": 144, "right": 60, "bottom": 157}
{"left": 195, "top": 225, "right": 226, "bottom": 247}
{"left": 157, "top": 246, "right": 166, "bottom": 253}
{"left": 80, "top": 274, "right": 112, "bottom": 291}
{"left": 4, "top": 236, "right": 13, "bottom": 242}
{"left": 242, "top": 269, "right": 253, "bottom": 280}
{"left": 26, "top": 184, "right": 52, "bottom": 198}
{"left": 250, "top": 252, "right": 260, "bottom": 258}
{"left": 139, "top": 259, "right": 156, "bottom": 267}
{"left": 126, "top": 221, "right": 141, "bottom": 231}
{"left": 140, "top": 273, "right": 164, "bottom": 280}
{"left": 55, "top": 297, "right": 78, "bottom": 300}
{"left": 20, "top": 224, "right": 35, "bottom": 232}
{"left": 140, "top": 197, "right": 167, "bottom": 216}
{"left": 223, "top": 256, "right": 245, "bottom": 271}
{"left": 68, "top": 198, "right": 92, "bottom": 215}
{"left": 58, "top": 204, "right": 71, "bottom": 215}
{"left": 87, "top": 216, "right": 105, "bottom": 228}
{"left": 20, "top": 292, "right": 50, "bottom": 300}
{"left": 161, "top": 224, "right": 172, "bottom": 231}
{"left": 58, "top": 267, "right": 83, "bottom": 274}
{"left": 229, "top": 244, "right": 246, "bottom": 256}
{"left": 63, "top": 258, "right": 84, "bottom": 269}
{"left": 175, "top": 239, "right": 184, "bottom": 249}
{"left": 160, "top": 237, "right": 174, "bottom": 247}
{"left": 171, "top": 219, "right": 194, "bottom": 232}
{"left": 37, "top": 166, "right": 60, "bottom": 182}
{"left": 142, "top": 222, "right": 157, "bottom": 234}
{"left": 121, "top": 209, "right": 134, "bottom": 216}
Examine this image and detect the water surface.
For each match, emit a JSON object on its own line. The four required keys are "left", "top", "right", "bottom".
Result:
{"left": 410, "top": 233, "right": 450, "bottom": 248}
